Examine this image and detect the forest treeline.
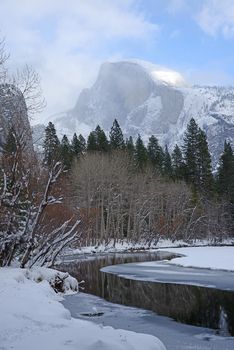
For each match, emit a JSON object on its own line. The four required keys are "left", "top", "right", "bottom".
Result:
{"left": 41, "top": 117, "right": 234, "bottom": 246}
{"left": 1, "top": 116, "right": 234, "bottom": 268}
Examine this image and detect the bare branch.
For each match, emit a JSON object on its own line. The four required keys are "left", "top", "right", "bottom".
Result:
{"left": 10, "top": 65, "right": 46, "bottom": 117}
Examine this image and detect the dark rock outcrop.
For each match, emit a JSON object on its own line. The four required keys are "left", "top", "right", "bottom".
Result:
{"left": 0, "top": 84, "right": 33, "bottom": 154}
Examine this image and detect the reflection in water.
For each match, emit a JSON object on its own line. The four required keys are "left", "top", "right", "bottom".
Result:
{"left": 59, "top": 251, "right": 172, "bottom": 295}
{"left": 101, "top": 273, "right": 234, "bottom": 335}
{"left": 58, "top": 251, "right": 234, "bottom": 335}
{"left": 219, "top": 307, "right": 230, "bottom": 336}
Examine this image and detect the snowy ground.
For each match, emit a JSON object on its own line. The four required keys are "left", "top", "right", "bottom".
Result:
{"left": 0, "top": 267, "right": 166, "bottom": 350}
{"left": 155, "top": 246, "right": 234, "bottom": 271}
{"left": 62, "top": 238, "right": 234, "bottom": 256}
{"left": 167, "top": 246, "right": 234, "bottom": 271}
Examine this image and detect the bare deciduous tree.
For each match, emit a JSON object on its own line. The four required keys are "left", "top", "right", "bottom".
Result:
{"left": 10, "top": 65, "right": 46, "bottom": 117}
{"left": 70, "top": 151, "right": 232, "bottom": 247}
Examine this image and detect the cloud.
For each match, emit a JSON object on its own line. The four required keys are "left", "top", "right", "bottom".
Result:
{"left": 0, "top": 0, "right": 159, "bottom": 123}
{"left": 197, "top": 0, "right": 234, "bottom": 38}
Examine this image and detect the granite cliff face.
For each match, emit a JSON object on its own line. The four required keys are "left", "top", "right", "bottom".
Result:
{"left": 0, "top": 84, "right": 33, "bottom": 153}
{"left": 53, "top": 61, "right": 234, "bottom": 165}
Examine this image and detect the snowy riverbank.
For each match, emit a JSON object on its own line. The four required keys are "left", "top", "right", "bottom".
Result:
{"left": 62, "top": 238, "right": 234, "bottom": 257}
{"left": 163, "top": 246, "right": 234, "bottom": 271}
{"left": 0, "top": 267, "right": 166, "bottom": 350}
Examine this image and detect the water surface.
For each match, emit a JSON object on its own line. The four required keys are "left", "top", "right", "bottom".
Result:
{"left": 59, "top": 250, "right": 234, "bottom": 335}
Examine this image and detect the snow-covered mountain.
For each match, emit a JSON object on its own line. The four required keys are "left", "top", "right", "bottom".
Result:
{"left": 53, "top": 60, "right": 234, "bottom": 164}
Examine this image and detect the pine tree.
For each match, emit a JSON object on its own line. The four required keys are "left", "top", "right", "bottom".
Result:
{"left": 126, "top": 136, "right": 135, "bottom": 157}
{"left": 134, "top": 134, "right": 148, "bottom": 170}
{"left": 217, "top": 141, "right": 234, "bottom": 203}
{"left": 163, "top": 145, "right": 173, "bottom": 178}
{"left": 109, "top": 119, "right": 125, "bottom": 150}
{"left": 43, "top": 122, "right": 60, "bottom": 168}
{"left": 147, "top": 135, "right": 164, "bottom": 171}
{"left": 71, "top": 133, "right": 80, "bottom": 157}
{"left": 87, "top": 131, "right": 98, "bottom": 151}
{"left": 183, "top": 118, "right": 200, "bottom": 186}
{"left": 95, "top": 125, "right": 109, "bottom": 152}
{"left": 87, "top": 126, "right": 109, "bottom": 152}
{"left": 183, "top": 118, "right": 214, "bottom": 194}
{"left": 60, "top": 135, "right": 73, "bottom": 169}
{"left": 171, "top": 144, "right": 185, "bottom": 180}
{"left": 78, "top": 134, "right": 86, "bottom": 153}
{"left": 197, "top": 129, "right": 214, "bottom": 194}
{"left": 71, "top": 133, "right": 86, "bottom": 158}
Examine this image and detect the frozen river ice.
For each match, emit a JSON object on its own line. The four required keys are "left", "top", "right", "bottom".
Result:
{"left": 63, "top": 292, "right": 234, "bottom": 350}
{"left": 102, "top": 259, "right": 234, "bottom": 291}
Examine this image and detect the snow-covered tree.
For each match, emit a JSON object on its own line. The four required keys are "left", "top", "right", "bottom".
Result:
{"left": 0, "top": 40, "right": 81, "bottom": 267}
{"left": 20, "top": 161, "right": 81, "bottom": 268}
{"left": 0, "top": 127, "right": 33, "bottom": 266}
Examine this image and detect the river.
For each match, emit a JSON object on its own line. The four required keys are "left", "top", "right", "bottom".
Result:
{"left": 59, "top": 250, "right": 234, "bottom": 350}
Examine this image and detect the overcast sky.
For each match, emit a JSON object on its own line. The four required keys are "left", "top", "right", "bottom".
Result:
{"left": 1, "top": 0, "right": 234, "bottom": 123}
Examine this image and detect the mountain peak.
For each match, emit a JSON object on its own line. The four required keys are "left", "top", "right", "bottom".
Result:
{"left": 129, "top": 60, "right": 187, "bottom": 87}
{"left": 101, "top": 60, "right": 188, "bottom": 88}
